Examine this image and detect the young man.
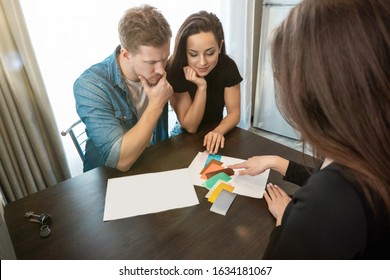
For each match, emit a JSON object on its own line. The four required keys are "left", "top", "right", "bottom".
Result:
{"left": 74, "top": 5, "right": 173, "bottom": 172}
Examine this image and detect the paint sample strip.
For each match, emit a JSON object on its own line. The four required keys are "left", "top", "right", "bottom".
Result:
{"left": 208, "top": 181, "right": 234, "bottom": 203}
{"left": 204, "top": 154, "right": 222, "bottom": 167}
{"left": 210, "top": 190, "right": 237, "bottom": 216}
{"left": 200, "top": 162, "right": 225, "bottom": 180}
{"left": 203, "top": 172, "right": 232, "bottom": 190}
{"left": 205, "top": 168, "right": 234, "bottom": 179}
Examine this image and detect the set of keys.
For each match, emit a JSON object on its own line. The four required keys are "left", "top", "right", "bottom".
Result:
{"left": 25, "top": 211, "right": 53, "bottom": 238}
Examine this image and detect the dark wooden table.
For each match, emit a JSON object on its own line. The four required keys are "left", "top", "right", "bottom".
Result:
{"left": 5, "top": 126, "right": 313, "bottom": 259}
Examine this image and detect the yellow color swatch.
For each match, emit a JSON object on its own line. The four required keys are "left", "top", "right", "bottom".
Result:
{"left": 208, "top": 182, "right": 235, "bottom": 203}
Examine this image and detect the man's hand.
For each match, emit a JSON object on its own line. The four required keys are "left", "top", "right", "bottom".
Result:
{"left": 139, "top": 71, "right": 173, "bottom": 110}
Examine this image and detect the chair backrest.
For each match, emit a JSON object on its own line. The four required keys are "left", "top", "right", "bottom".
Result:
{"left": 61, "top": 120, "right": 87, "bottom": 161}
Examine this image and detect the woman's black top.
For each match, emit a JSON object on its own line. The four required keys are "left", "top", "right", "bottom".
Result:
{"left": 167, "top": 54, "right": 242, "bottom": 125}
{"left": 263, "top": 161, "right": 390, "bottom": 259}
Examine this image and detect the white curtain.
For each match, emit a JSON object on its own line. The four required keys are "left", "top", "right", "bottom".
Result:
{"left": 221, "top": 0, "right": 262, "bottom": 130}
{"left": 0, "top": 0, "right": 71, "bottom": 203}
{"left": 0, "top": 192, "right": 15, "bottom": 259}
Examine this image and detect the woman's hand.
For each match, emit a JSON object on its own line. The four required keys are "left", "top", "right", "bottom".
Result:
{"left": 228, "top": 156, "right": 289, "bottom": 176}
{"left": 203, "top": 130, "right": 225, "bottom": 154}
{"left": 228, "top": 156, "right": 272, "bottom": 176}
{"left": 183, "top": 66, "right": 206, "bottom": 89}
{"left": 264, "top": 183, "right": 291, "bottom": 226}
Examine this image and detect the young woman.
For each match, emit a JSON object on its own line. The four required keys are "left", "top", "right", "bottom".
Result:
{"left": 230, "top": 0, "right": 390, "bottom": 259}
{"left": 166, "top": 11, "right": 242, "bottom": 154}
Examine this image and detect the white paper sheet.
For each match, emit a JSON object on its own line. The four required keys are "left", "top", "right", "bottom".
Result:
{"left": 188, "top": 151, "right": 270, "bottom": 199}
{"left": 103, "top": 168, "right": 199, "bottom": 221}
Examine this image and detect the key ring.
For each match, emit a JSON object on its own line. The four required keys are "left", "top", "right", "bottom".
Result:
{"left": 40, "top": 225, "right": 51, "bottom": 238}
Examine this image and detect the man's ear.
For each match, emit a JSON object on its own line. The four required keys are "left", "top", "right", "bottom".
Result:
{"left": 121, "top": 48, "right": 132, "bottom": 61}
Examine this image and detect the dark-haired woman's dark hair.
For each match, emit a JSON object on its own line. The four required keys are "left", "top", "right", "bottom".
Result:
{"left": 167, "top": 11, "right": 226, "bottom": 73}
{"left": 271, "top": 0, "right": 390, "bottom": 217}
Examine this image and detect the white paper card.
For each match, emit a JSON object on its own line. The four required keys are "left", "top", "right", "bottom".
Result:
{"left": 210, "top": 190, "right": 237, "bottom": 216}
{"left": 230, "top": 169, "right": 270, "bottom": 199}
{"left": 103, "top": 168, "right": 199, "bottom": 221}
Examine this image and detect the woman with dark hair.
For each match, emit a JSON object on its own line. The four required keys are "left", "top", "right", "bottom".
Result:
{"left": 230, "top": 0, "right": 390, "bottom": 259}
{"left": 166, "top": 11, "right": 242, "bottom": 154}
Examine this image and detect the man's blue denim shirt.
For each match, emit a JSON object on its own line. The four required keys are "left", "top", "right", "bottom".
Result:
{"left": 74, "top": 46, "right": 168, "bottom": 172}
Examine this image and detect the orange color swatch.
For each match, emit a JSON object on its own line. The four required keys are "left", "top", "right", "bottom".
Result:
{"left": 200, "top": 162, "right": 225, "bottom": 180}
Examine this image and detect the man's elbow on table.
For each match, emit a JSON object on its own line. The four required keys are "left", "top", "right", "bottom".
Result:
{"left": 180, "top": 121, "right": 199, "bottom": 134}
{"left": 116, "top": 159, "right": 134, "bottom": 172}
{"left": 115, "top": 149, "right": 138, "bottom": 172}
{"left": 186, "top": 127, "right": 198, "bottom": 134}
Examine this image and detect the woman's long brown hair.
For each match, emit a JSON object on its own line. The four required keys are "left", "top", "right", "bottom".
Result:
{"left": 167, "top": 11, "right": 226, "bottom": 73}
{"left": 271, "top": 0, "right": 390, "bottom": 216}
